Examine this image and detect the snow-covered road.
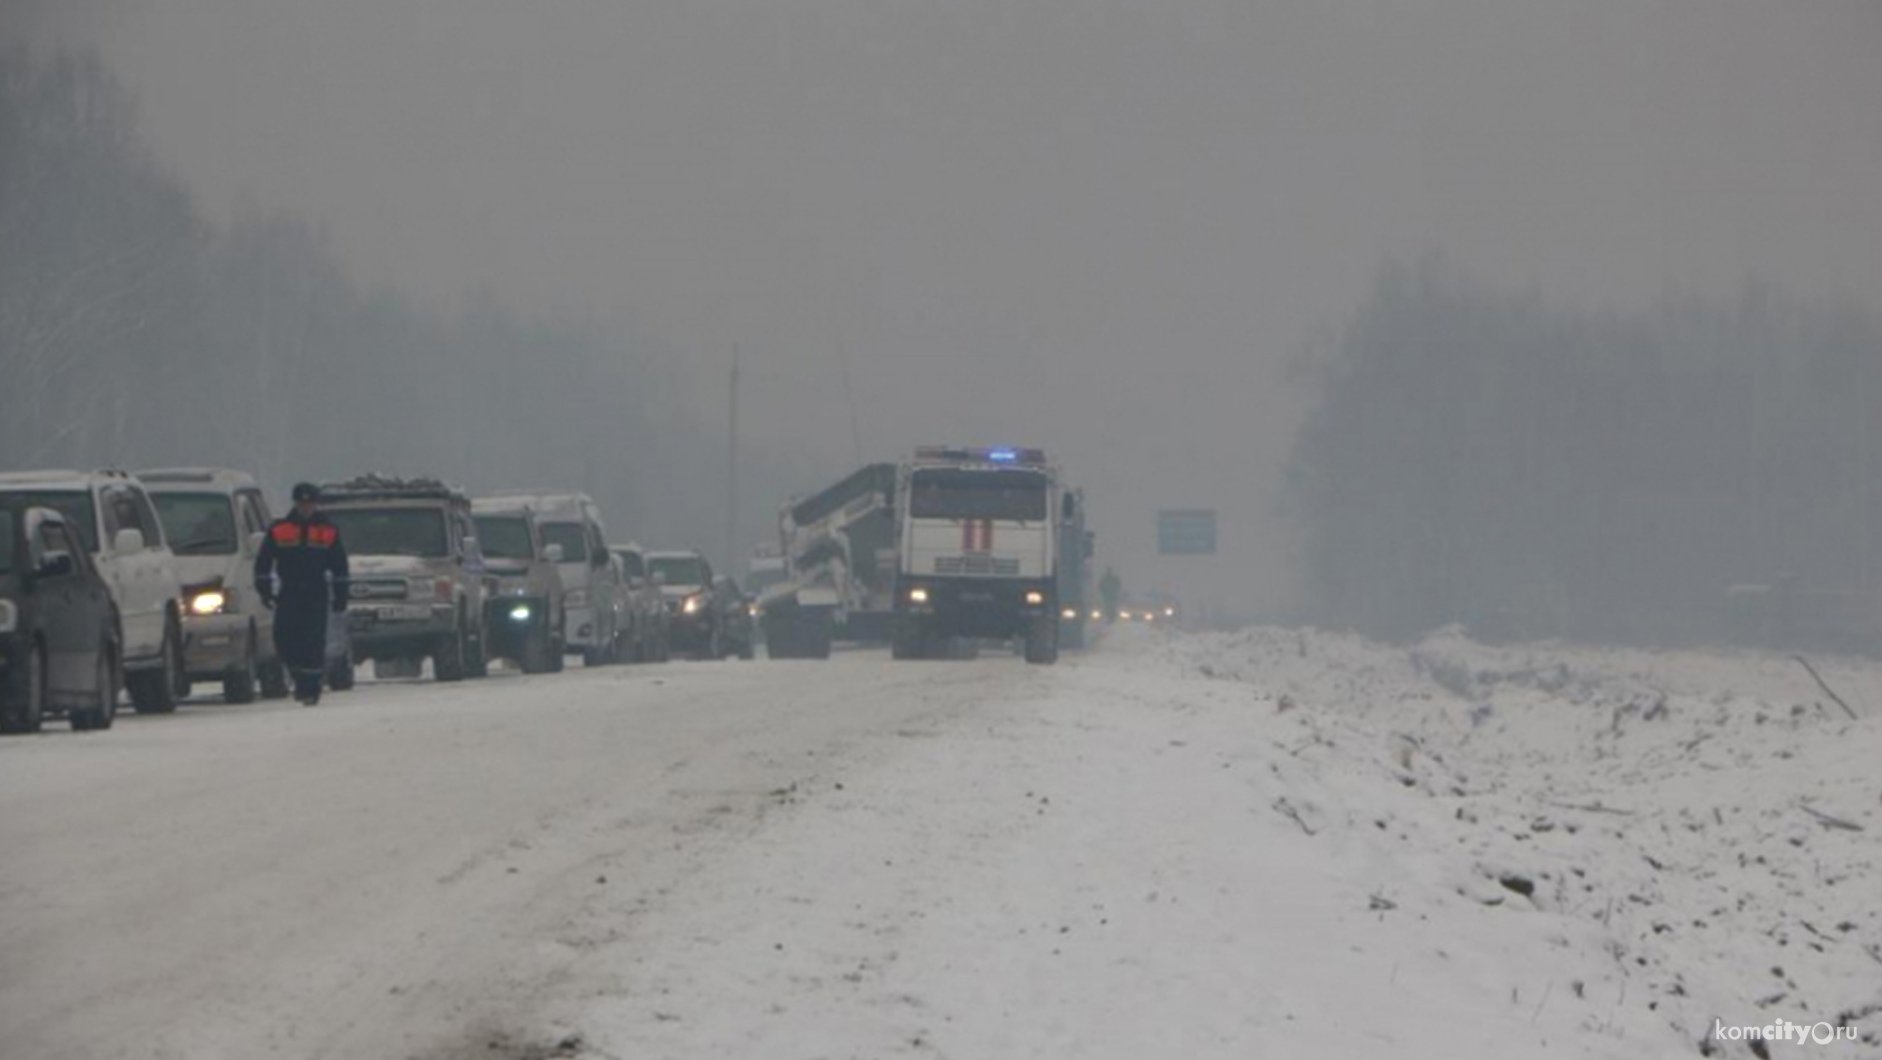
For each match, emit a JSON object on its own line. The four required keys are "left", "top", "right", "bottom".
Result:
{"left": 3, "top": 631, "right": 1877, "bottom": 1059}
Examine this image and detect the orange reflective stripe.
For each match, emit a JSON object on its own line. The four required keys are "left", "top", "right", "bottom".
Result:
{"left": 307, "top": 524, "right": 337, "bottom": 548}
{"left": 270, "top": 523, "right": 303, "bottom": 547}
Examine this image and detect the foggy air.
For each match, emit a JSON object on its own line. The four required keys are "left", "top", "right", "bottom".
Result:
{"left": 3, "top": 3, "right": 1879, "bottom": 1058}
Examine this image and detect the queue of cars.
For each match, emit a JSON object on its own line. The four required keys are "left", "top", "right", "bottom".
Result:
{"left": 0, "top": 469, "right": 757, "bottom": 735}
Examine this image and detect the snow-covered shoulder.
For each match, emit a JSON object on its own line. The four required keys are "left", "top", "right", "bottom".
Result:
{"left": 554, "top": 629, "right": 1878, "bottom": 1058}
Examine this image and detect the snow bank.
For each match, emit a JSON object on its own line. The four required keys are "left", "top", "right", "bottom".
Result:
{"left": 1151, "top": 625, "right": 1882, "bottom": 1055}
{"left": 553, "top": 629, "right": 1878, "bottom": 1058}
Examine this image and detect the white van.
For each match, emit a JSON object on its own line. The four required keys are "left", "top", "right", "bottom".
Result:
{"left": 139, "top": 468, "right": 288, "bottom": 702}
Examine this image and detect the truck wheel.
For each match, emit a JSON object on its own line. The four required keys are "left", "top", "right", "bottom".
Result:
{"left": 1024, "top": 616, "right": 1060, "bottom": 665}
{"left": 434, "top": 626, "right": 467, "bottom": 682}
{"left": 223, "top": 638, "right": 259, "bottom": 704}
{"left": 807, "top": 618, "right": 833, "bottom": 660}
{"left": 2, "top": 641, "right": 47, "bottom": 734}
{"left": 129, "top": 618, "right": 183, "bottom": 713}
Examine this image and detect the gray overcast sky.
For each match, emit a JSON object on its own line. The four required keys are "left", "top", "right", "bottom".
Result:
{"left": 21, "top": 0, "right": 1882, "bottom": 609}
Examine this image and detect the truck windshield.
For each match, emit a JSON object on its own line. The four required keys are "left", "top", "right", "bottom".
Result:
{"left": 539, "top": 523, "right": 588, "bottom": 563}
{"left": 909, "top": 469, "right": 1048, "bottom": 521}
{"left": 153, "top": 493, "right": 238, "bottom": 555}
{"left": 649, "top": 556, "right": 704, "bottom": 586}
{"left": 474, "top": 516, "right": 535, "bottom": 559}
{"left": 0, "top": 490, "right": 97, "bottom": 551}
{"left": 326, "top": 508, "right": 448, "bottom": 557}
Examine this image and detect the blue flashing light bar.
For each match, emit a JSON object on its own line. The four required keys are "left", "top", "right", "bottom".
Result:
{"left": 913, "top": 445, "right": 1048, "bottom": 467}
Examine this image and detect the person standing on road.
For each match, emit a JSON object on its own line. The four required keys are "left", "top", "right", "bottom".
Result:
{"left": 255, "top": 483, "right": 348, "bottom": 704}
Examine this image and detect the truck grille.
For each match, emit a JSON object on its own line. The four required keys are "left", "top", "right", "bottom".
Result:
{"left": 934, "top": 555, "right": 1020, "bottom": 576}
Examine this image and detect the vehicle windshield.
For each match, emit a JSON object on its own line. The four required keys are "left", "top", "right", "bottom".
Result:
{"left": 649, "top": 555, "right": 704, "bottom": 586}
{"left": 473, "top": 515, "right": 535, "bottom": 560}
{"left": 152, "top": 493, "right": 238, "bottom": 555}
{"left": 539, "top": 522, "right": 588, "bottom": 563}
{"left": 325, "top": 507, "right": 448, "bottom": 557}
{"left": 909, "top": 469, "right": 1049, "bottom": 521}
{"left": 0, "top": 490, "right": 97, "bottom": 551}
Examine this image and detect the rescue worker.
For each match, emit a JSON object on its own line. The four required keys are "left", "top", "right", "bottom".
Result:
{"left": 255, "top": 483, "right": 348, "bottom": 704}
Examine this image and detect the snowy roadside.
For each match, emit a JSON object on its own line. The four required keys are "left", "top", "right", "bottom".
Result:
{"left": 530, "top": 627, "right": 1878, "bottom": 1059}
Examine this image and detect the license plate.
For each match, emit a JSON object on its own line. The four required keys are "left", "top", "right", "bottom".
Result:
{"left": 377, "top": 604, "right": 433, "bottom": 622}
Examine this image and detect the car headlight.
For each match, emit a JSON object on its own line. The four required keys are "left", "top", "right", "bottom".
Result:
{"left": 1060, "top": 608, "right": 1076, "bottom": 620}
{"left": 0, "top": 599, "right": 16, "bottom": 634}
{"left": 907, "top": 587, "right": 929, "bottom": 604}
{"left": 1089, "top": 609, "right": 1102, "bottom": 621}
{"left": 508, "top": 604, "right": 533, "bottom": 622}
{"left": 189, "top": 589, "right": 230, "bottom": 616}
{"left": 681, "top": 594, "right": 701, "bottom": 615}
{"left": 748, "top": 604, "right": 760, "bottom": 617}
{"left": 565, "top": 589, "right": 589, "bottom": 608}
{"left": 1024, "top": 590, "right": 1045, "bottom": 606}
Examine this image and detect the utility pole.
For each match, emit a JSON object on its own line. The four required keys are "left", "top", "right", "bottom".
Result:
{"left": 726, "top": 342, "right": 740, "bottom": 571}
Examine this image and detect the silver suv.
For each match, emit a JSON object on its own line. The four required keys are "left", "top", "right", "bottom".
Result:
{"left": 471, "top": 498, "right": 566, "bottom": 674}
{"left": 488, "top": 493, "right": 623, "bottom": 666}
{"left": 321, "top": 476, "right": 489, "bottom": 683}
{"left": 140, "top": 468, "right": 290, "bottom": 702}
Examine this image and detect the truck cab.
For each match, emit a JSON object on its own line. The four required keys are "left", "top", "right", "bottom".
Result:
{"left": 891, "top": 446, "right": 1065, "bottom": 664}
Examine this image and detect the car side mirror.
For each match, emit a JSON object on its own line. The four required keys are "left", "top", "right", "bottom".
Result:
{"left": 113, "top": 527, "right": 146, "bottom": 554}
{"left": 543, "top": 543, "right": 564, "bottom": 564}
{"left": 36, "top": 551, "right": 76, "bottom": 579}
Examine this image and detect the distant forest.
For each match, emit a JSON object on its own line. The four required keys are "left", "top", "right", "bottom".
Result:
{"left": 0, "top": 49, "right": 802, "bottom": 562}
{"left": 1287, "top": 258, "right": 1882, "bottom": 651}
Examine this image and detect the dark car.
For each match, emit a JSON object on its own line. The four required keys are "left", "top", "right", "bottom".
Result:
{"left": 714, "top": 576, "right": 756, "bottom": 661}
{"left": 1, "top": 504, "right": 122, "bottom": 733}
{"left": 649, "top": 549, "right": 724, "bottom": 659}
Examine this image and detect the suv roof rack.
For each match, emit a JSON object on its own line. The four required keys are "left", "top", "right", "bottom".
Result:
{"left": 319, "top": 474, "right": 468, "bottom": 504}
